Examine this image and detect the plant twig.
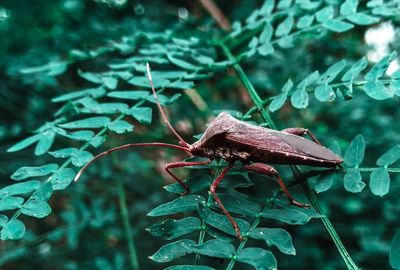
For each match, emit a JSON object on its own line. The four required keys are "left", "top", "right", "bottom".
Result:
{"left": 198, "top": 0, "right": 231, "bottom": 31}
{"left": 117, "top": 177, "right": 140, "bottom": 270}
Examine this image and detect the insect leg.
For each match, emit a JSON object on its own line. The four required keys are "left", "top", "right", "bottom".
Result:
{"left": 281, "top": 128, "right": 321, "bottom": 144}
{"left": 165, "top": 159, "right": 211, "bottom": 195}
{"left": 244, "top": 163, "right": 310, "bottom": 208}
{"left": 209, "top": 164, "right": 244, "bottom": 241}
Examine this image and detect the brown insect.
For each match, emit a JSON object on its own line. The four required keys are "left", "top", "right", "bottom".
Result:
{"left": 75, "top": 63, "right": 343, "bottom": 240}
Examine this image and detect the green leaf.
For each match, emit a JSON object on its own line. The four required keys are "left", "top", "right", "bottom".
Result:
{"left": 65, "top": 130, "right": 95, "bottom": 141}
{"left": 275, "top": 16, "right": 293, "bottom": 37}
{"left": 190, "top": 239, "right": 234, "bottom": 258}
{"left": 363, "top": 80, "right": 393, "bottom": 100}
{"left": 1, "top": 220, "right": 26, "bottom": 240}
{"left": 215, "top": 193, "right": 261, "bottom": 217}
{"left": 107, "top": 90, "right": 149, "bottom": 100}
{"left": 344, "top": 134, "right": 365, "bottom": 167}
{"left": 194, "top": 55, "right": 214, "bottom": 65}
{"left": 165, "top": 266, "right": 214, "bottom": 270}
{"left": 258, "top": 43, "right": 274, "bottom": 56}
{"left": 198, "top": 204, "right": 250, "bottom": 236}
{"left": 50, "top": 148, "right": 93, "bottom": 167}
{"left": 108, "top": 120, "right": 134, "bottom": 134}
{"left": 282, "top": 79, "right": 294, "bottom": 93}
{"left": 7, "top": 133, "right": 42, "bottom": 153}
{"left": 390, "top": 80, "right": 400, "bottom": 97}
{"left": 11, "top": 164, "right": 59, "bottom": 181}
{"left": 59, "top": 117, "right": 111, "bottom": 129}
{"left": 35, "top": 131, "right": 55, "bottom": 155}
{"left": 315, "top": 85, "right": 335, "bottom": 102}
{"left": 52, "top": 88, "right": 106, "bottom": 103}
{"left": 316, "top": 6, "right": 334, "bottom": 22}
{"left": 249, "top": 227, "right": 295, "bottom": 255}
{"left": 346, "top": 13, "right": 379, "bottom": 25}
{"left": 260, "top": 208, "right": 322, "bottom": 225}
{"left": 21, "top": 200, "right": 51, "bottom": 218}
{"left": 127, "top": 107, "right": 152, "bottom": 125}
{"left": 20, "top": 61, "right": 68, "bottom": 76}
{"left": 79, "top": 102, "right": 129, "bottom": 114}
{"left": 276, "top": 36, "right": 294, "bottom": 49}
{"left": 341, "top": 57, "right": 368, "bottom": 81}
{"left": 317, "top": 60, "right": 347, "bottom": 84}
{"left": 297, "top": 71, "right": 319, "bottom": 88}
{"left": 102, "top": 76, "right": 118, "bottom": 89}
{"left": 0, "top": 181, "right": 41, "bottom": 198}
{"left": 390, "top": 229, "right": 400, "bottom": 269}
{"left": 322, "top": 19, "right": 354, "bottom": 32}
{"left": 0, "top": 215, "right": 8, "bottom": 227}
{"left": 314, "top": 173, "right": 341, "bottom": 193}
{"left": 147, "top": 195, "right": 205, "bottom": 216}
{"left": 236, "top": 248, "right": 277, "bottom": 270}
{"left": 78, "top": 70, "right": 102, "bottom": 84}
{"left": 146, "top": 217, "right": 201, "bottom": 240}
{"left": 164, "top": 176, "right": 212, "bottom": 194}
{"left": 167, "top": 54, "right": 198, "bottom": 70}
{"left": 344, "top": 167, "right": 365, "bottom": 193}
{"left": 167, "top": 81, "right": 195, "bottom": 89}
{"left": 297, "top": 15, "right": 314, "bottom": 29}
{"left": 290, "top": 88, "right": 308, "bottom": 109}
{"left": 34, "top": 182, "right": 53, "bottom": 201}
{"left": 0, "top": 197, "right": 24, "bottom": 211}
{"left": 89, "top": 135, "right": 106, "bottom": 148}
{"left": 365, "top": 52, "right": 397, "bottom": 80}
{"left": 277, "top": 0, "right": 292, "bottom": 9}
{"left": 128, "top": 76, "right": 169, "bottom": 88}
{"left": 145, "top": 93, "right": 181, "bottom": 106}
{"left": 259, "top": 22, "right": 273, "bottom": 44}
{"left": 369, "top": 167, "right": 390, "bottom": 197}
{"left": 372, "top": 6, "right": 397, "bottom": 16}
{"left": 269, "top": 92, "right": 287, "bottom": 112}
{"left": 260, "top": 0, "right": 274, "bottom": 14}
{"left": 377, "top": 145, "right": 400, "bottom": 166}
{"left": 270, "top": 79, "right": 292, "bottom": 112}
{"left": 51, "top": 168, "right": 76, "bottom": 190}
{"left": 149, "top": 239, "right": 196, "bottom": 263}
{"left": 340, "top": 0, "right": 358, "bottom": 16}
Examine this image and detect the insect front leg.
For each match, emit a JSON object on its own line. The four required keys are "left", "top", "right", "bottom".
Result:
{"left": 244, "top": 163, "right": 310, "bottom": 208}
{"left": 165, "top": 159, "right": 211, "bottom": 195}
{"left": 209, "top": 164, "right": 244, "bottom": 241}
{"left": 281, "top": 128, "right": 321, "bottom": 145}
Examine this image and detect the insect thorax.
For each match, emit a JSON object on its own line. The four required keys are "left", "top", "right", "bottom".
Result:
{"left": 190, "top": 143, "right": 250, "bottom": 162}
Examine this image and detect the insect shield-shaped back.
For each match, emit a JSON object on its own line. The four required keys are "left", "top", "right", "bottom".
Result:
{"left": 190, "top": 112, "right": 242, "bottom": 160}
{"left": 190, "top": 112, "right": 342, "bottom": 167}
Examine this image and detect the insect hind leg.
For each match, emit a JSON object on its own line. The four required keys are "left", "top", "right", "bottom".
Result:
{"left": 281, "top": 128, "right": 321, "bottom": 145}
{"left": 244, "top": 163, "right": 310, "bottom": 208}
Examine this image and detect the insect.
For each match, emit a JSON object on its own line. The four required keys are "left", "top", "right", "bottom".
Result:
{"left": 74, "top": 63, "right": 343, "bottom": 240}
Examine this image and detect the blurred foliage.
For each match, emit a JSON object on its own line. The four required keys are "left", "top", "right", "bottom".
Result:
{"left": 1, "top": 0, "right": 400, "bottom": 269}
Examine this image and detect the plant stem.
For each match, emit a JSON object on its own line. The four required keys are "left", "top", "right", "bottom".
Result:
{"left": 220, "top": 42, "right": 360, "bottom": 270}
{"left": 117, "top": 177, "right": 140, "bottom": 270}
{"left": 220, "top": 43, "right": 276, "bottom": 130}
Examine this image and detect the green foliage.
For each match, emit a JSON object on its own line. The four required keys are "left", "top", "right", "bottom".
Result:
{"left": 1, "top": 0, "right": 400, "bottom": 269}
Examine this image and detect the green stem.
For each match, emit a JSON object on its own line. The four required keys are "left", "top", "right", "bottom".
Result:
{"left": 195, "top": 220, "right": 206, "bottom": 264}
{"left": 220, "top": 42, "right": 360, "bottom": 270}
{"left": 220, "top": 43, "right": 276, "bottom": 130}
{"left": 117, "top": 178, "right": 140, "bottom": 270}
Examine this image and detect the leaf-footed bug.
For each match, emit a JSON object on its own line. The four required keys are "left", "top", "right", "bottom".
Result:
{"left": 74, "top": 63, "right": 343, "bottom": 240}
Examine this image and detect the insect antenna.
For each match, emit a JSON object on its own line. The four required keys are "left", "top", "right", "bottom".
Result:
{"left": 146, "top": 63, "right": 190, "bottom": 148}
{"left": 74, "top": 142, "right": 191, "bottom": 182}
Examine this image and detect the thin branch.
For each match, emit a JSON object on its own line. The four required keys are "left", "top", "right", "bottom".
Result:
{"left": 199, "top": 0, "right": 231, "bottom": 31}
